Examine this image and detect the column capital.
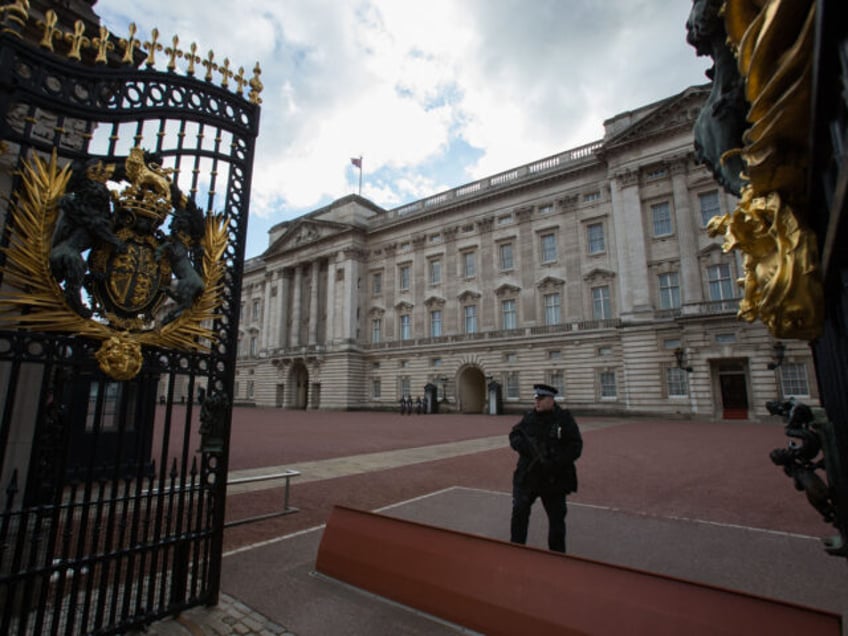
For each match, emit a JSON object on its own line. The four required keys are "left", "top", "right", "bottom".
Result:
{"left": 514, "top": 206, "right": 533, "bottom": 223}
{"left": 614, "top": 169, "right": 639, "bottom": 188}
{"left": 667, "top": 153, "right": 691, "bottom": 176}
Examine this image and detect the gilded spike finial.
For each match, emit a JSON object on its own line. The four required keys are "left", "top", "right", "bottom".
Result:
{"left": 248, "top": 62, "right": 263, "bottom": 105}
{"left": 119, "top": 22, "right": 141, "bottom": 64}
{"left": 218, "top": 58, "right": 233, "bottom": 89}
{"left": 165, "top": 34, "right": 182, "bottom": 71}
{"left": 233, "top": 66, "right": 248, "bottom": 95}
{"left": 185, "top": 42, "right": 200, "bottom": 76}
{"left": 92, "top": 26, "right": 114, "bottom": 64}
{"left": 0, "top": 0, "right": 30, "bottom": 36}
{"left": 201, "top": 50, "right": 217, "bottom": 82}
{"left": 37, "top": 9, "right": 61, "bottom": 52}
{"left": 11, "top": 9, "right": 261, "bottom": 106}
{"left": 143, "top": 27, "right": 163, "bottom": 67}
{"left": 65, "top": 20, "right": 90, "bottom": 61}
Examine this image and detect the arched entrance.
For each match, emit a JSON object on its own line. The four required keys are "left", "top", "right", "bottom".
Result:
{"left": 717, "top": 360, "right": 750, "bottom": 420}
{"left": 290, "top": 361, "right": 309, "bottom": 409}
{"left": 458, "top": 366, "right": 486, "bottom": 414}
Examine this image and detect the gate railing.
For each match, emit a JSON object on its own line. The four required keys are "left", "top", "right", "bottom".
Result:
{"left": 0, "top": 7, "right": 260, "bottom": 634}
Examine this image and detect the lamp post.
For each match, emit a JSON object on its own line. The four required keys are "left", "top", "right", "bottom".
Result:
{"left": 768, "top": 341, "right": 787, "bottom": 370}
{"left": 437, "top": 375, "right": 448, "bottom": 402}
{"left": 674, "top": 347, "right": 693, "bottom": 373}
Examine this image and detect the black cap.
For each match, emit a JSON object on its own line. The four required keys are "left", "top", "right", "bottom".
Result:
{"left": 533, "top": 383, "right": 558, "bottom": 398}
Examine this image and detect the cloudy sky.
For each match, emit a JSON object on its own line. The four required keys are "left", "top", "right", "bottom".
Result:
{"left": 94, "top": 1, "right": 710, "bottom": 258}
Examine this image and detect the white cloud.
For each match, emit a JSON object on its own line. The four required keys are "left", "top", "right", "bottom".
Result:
{"left": 94, "top": 0, "right": 710, "bottom": 256}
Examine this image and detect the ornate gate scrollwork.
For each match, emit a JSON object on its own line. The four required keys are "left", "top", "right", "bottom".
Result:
{"left": 0, "top": 6, "right": 261, "bottom": 635}
{"left": 0, "top": 149, "right": 229, "bottom": 380}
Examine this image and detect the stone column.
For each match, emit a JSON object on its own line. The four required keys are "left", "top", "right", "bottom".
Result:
{"left": 325, "top": 253, "right": 337, "bottom": 347}
{"left": 341, "top": 249, "right": 364, "bottom": 343}
{"left": 610, "top": 169, "right": 651, "bottom": 318}
{"left": 278, "top": 269, "right": 290, "bottom": 350}
{"left": 515, "top": 206, "right": 533, "bottom": 330}
{"left": 383, "top": 243, "right": 397, "bottom": 340}
{"left": 261, "top": 273, "right": 273, "bottom": 351}
{"left": 670, "top": 158, "right": 704, "bottom": 304}
{"left": 475, "top": 216, "right": 495, "bottom": 330}
{"left": 290, "top": 264, "right": 303, "bottom": 347}
{"left": 308, "top": 259, "right": 320, "bottom": 346}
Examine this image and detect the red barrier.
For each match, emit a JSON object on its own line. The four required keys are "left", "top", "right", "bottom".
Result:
{"left": 315, "top": 505, "right": 841, "bottom": 636}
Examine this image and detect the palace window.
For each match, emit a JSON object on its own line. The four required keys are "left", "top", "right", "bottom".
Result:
{"left": 372, "top": 272, "right": 382, "bottom": 295}
{"left": 658, "top": 272, "right": 681, "bottom": 309}
{"left": 699, "top": 190, "right": 722, "bottom": 226}
{"left": 399, "top": 314, "right": 412, "bottom": 340}
{"left": 429, "top": 258, "right": 442, "bottom": 285}
{"left": 651, "top": 201, "right": 673, "bottom": 237}
{"left": 780, "top": 363, "right": 810, "bottom": 397}
{"left": 645, "top": 166, "right": 667, "bottom": 180}
{"left": 548, "top": 370, "right": 564, "bottom": 397}
{"left": 592, "top": 286, "right": 611, "bottom": 320}
{"left": 667, "top": 367, "right": 688, "bottom": 397}
{"left": 540, "top": 233, "right": 557, "bottom": 263}
{"left": 663, "top": 337, "right": 681, "bottom": 350}
{"left": 544, "top": 292, "right": 561, "bottom": 325}
{"left": 599, "top": 370, "right": 617, "bottom": 398}
{"left": 505, "top": 371, "right": 520, "bottom": 399}
{"left": 502, "top": 299, "right": 517, "bottom": 330}
{"left": 372, "top": 378, "right": 381, "bottom": 398}
{"left": 587, "top": 222, "right": 605, "bottom": 254}
{"left": 371, "top": 318, "right": 382, "bottom": 343}
{"left": 464, "top": 304, "right": 478, "bottom": 334}
{"left": 399, "top": 264, "right": 410, "bottom": 290}
{"left": 463, "top": 251, "right": 476, "bottom": 278}
{"left": 499, "top": 242, "right": 514, "bottom": 271}
{"left": 430, "top": 310, "right": 442, "bottom": 337}
{"left": 707, "top": 263, "right": 735, "bottom": 301}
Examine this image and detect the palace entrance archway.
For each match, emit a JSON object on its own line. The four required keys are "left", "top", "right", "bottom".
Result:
{"left": 458, "top": 366, "right": 486, "bottom": 414}
{"left": 290, "top": 362, "right": 309, "bottom": 409}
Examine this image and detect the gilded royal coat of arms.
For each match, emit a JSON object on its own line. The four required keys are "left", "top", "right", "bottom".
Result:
{"left": 0, "top": 148, "right": 229, "bottom": 380}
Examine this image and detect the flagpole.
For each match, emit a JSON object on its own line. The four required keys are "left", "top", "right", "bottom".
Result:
{"left": 350, "top": 155, "right": 363, "bottom": 196}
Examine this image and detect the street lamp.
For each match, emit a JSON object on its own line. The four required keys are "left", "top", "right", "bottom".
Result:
{"left": 768, "top": 341, "right": 787, "bottom": 370}
{"left": 437, "top": 375, "right": 448, "bottom": 401}
{"left": 674, "top": 347, "right": 693, "bottom": 373}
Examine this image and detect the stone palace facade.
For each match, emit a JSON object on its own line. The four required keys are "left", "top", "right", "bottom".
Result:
{"left": 232, "top": 85, "right": 819, "bottom": 418}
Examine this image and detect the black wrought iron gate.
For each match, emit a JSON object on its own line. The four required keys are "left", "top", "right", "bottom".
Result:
{"left": 0, "top": 7, "right": 260, "bottom": 634}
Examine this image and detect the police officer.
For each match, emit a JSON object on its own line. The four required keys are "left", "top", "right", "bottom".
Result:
{"left": 509, "top": 383, "right": 583, "bottom": 553}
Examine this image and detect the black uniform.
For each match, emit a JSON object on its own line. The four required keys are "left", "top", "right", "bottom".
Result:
{"left": 509, "top": 404, "right": 582, "bottom": 552}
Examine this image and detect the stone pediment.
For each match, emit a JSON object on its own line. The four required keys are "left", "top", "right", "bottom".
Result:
{"left": 699, "top": 243, "right": 725, "bottom": 257}
{"left": 535, "top": 276, "right": 564, "bottom": 291}
{"left": 395, "top": 301, "right": 414, "bottom": 312}
{"left": 263, "top": 218, "right": 350, "bottom": 257}
{"left": 495, "top": 283, "right": 521, "bottom": 297}
{"left": 605, "top": 86, "right": 709, "bottom": 150}
{"left": 424, "top": 296, "right": 446, "bottom": 308}
{"left": 457, "top": 289, "right": 481, "bottom": 303}
{"left": 582, "top": 268, "right": 616, "bottom": 283}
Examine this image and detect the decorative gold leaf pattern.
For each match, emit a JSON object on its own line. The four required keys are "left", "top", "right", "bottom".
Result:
{"left": 0, "top": 151, "right": 229, "bottom": 378}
